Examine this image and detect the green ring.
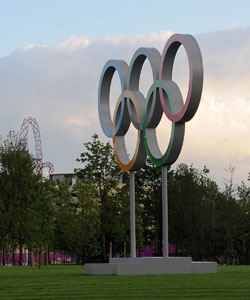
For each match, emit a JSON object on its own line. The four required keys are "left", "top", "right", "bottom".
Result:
{"left": 142, "top": 80, "right": 175, "bottom": 166}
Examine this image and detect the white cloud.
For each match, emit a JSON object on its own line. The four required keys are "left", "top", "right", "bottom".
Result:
{"left": 104, "top": 31, "right": 173, "bottom": 47}
{"left": 227, "top": 24, "right": 238, "bottom": 30}
{"left": 64, "top": 116, "right": 89, "bottom": 128}
{"left": 58, "top": 35, "right": 90, "bottom": 51}
{"left": 23, "top": 44, "right": 48, "bottom": 51}
{"left": 0, "top": 28, "right": 250, "bottom": 187}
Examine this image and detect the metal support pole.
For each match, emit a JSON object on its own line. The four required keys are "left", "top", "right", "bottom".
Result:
{"left": 130, "top": 171, "right": 136, "bottom": 258}
{"left": 162, "top": 166, "right": 168, "bottom": 258}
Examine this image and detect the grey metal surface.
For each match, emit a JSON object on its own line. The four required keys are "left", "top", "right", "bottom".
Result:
{"left": 162, "top": 166, "right": 168, "bottom": 258}
{"left": 112, "top": 90, "right": 147, "bottom": 171}
{"left": 95, "top": 33, "right": 213, "bottom": 276}
{"left": 109, "top": 257, "right": 191, "bottom": 264}
{"left": 127, "top": 47, "right": 161, "bottom": 129}
{"left": 98, "top": 33, "right": 203, "bottom": 170}
{"left": 129, "top": 171, "right": 136, "bottom": 258}
{"left": 85, "top": 257, "right": 217, "bottom": 275}
{"left": 142, "top": 80, "right": 185, "bottom": 166}
{"left": 159, "top": 34, "right": 203, "bottom": 123}
{"left": 98, "top": 59, "right": 128, "bottom": 138}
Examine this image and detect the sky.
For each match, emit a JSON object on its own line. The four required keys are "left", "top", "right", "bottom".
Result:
{"left": 1, "top": 0, "right": 250, "bottom": 188}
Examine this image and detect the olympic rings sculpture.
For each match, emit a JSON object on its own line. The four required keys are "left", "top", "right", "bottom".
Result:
{"left": 98, "top": 34, "right": 203, "bottom": 171}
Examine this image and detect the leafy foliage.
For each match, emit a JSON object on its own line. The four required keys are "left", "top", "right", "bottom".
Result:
{"left": 1, "top": 132, "right": 250, "bottom": 266}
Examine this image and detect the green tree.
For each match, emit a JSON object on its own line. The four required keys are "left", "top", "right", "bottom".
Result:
{"left": 27, "top": 179, "right": 56, "bottom": 267}
{"left": 0, "top": 131, "right": 41, "bottom": 266}
{"left": 72, "top": 179, "right": 100, "bottom": 264}
{"left": 234, "top": 180, "right": 250, "bottom": 264}
{"left": 75, "top": 134, "right": 123, "bottom": 259}
{"left": 169, "top": 164, "right": 224, "bottom": 261}
{"left": 53, "top": 181, "right": 75, "bottom": 262}
{"left": 134, "top": 159, "right": 163, "bottom": 255}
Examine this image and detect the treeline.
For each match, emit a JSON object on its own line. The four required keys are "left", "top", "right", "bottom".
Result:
{"left": 0, "top": 132, "right": 100, "bottom": 267}
{"left": 0, "top": 132, "right": 250, "bottom": 266}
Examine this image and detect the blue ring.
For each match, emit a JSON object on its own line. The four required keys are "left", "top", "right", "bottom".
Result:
{"left": 98, "top": 59, "right": 128, "bottom": 138}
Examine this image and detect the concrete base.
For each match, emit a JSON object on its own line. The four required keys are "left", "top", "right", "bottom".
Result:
{"left": 84, "top": 257, "right": 217, "bottom": 275}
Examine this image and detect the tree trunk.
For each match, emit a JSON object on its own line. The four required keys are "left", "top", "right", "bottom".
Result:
{"left": 124, "top": 242, "right": 126, "bottom": 257}
{"left": 109, "top": 242, "right": 112, "bottom": 258}
{"left": 19, "top": 243, "right": 23, "bottom": 266}
{"left": 31, "top": 245, "right": 34, "bottom": 268}
{"left": 102, "top": 233, "right": 106, "bottom": 260}
{"left": 12, "top": 248, "right": 16, "bottom": 266}
{"left": 38, "top": 250, "right": 41, "bottom": 268}
{"left": 2, "top": 246, "right": 5, "bottom": 266}
{"left": 23, "top": 246, "right": 26, "bottom": 266}
{"left": 28, "top": 246, "right": 31, "bottom": 266}
{"left": 46, "top": 244, "right": 49, "bottom": 268}
{"left": 41, "top": 249, "right": 44, "bottom": 268}
{"left": 48, "top": 245, "right": 51, "bottom": 265}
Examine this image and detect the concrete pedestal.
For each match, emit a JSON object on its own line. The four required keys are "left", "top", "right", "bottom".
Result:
{"left": 84, "top": 257, "right": 217, "bottom": 275}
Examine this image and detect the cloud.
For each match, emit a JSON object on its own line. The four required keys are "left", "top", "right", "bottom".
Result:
{"left": 0, "top": 28, "right": 250, "bottom": 187}
{"left": 64, "top": 116, "right": 89, "bottom": 128}
{"left": 23, "top": 44, "right": 48, "bottom": 51}
{"left": 58, "top": 35, "right": 90, "bottom": 51}
{"left": 104, "top": 31, "right": 173, "bottom": 47}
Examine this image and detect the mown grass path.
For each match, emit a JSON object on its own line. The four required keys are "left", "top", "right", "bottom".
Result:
{"left": 0, "top": 265, "right": 249, "bottom": 299}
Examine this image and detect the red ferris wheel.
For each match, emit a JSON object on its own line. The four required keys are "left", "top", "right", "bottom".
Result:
{"left": 19, "top": 117, "right": 54, "bottom": 176}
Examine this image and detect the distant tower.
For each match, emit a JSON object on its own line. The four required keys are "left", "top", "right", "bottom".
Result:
{"left": 19, "top": 117, "right": 54, "bottom": 176}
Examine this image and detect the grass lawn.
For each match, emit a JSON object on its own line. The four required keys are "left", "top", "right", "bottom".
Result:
{"left": 0, "top": 264, "right": 250, "bottom": 300}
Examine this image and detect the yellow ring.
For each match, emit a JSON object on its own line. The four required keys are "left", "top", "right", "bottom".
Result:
{"left": 112, "top": 90, "right": 146, "bottom": 171}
